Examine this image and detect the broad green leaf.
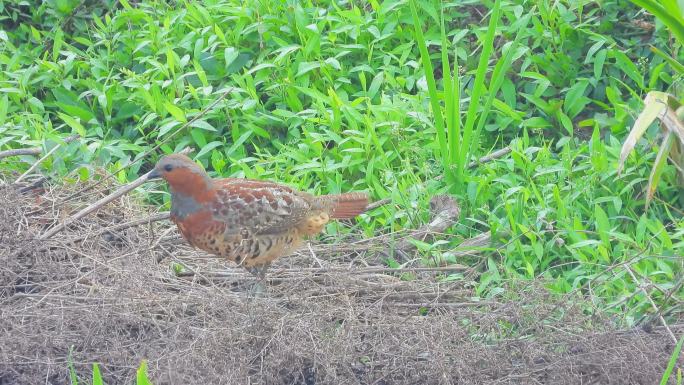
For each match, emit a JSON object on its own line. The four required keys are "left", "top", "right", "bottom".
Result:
{"left": 189, "top": 120, "right": 217, "bottom": 132}
{"left": 58, "top": 113, "right": 86, "bottom": 137}
{"left": 594, "top": 204, "right": 611, "bottom": 248}
{"left": 613, "top": 50, "right": 644, "bottom": 89}
{"left": 196, "top": 141, "right": 223, "bottom": 159}
{"left": 296, "top": 62, "right": 320, "bottom": 77}
{"left": 224, "top": 47, "right": 239, "bottom": 68}
{"left": 53, "top": 27, "right": 64, "bottom": 61}
{"left": 594, "top": 49, "right": 607, "bottom": 79}
{"left": 164, "top": 102, "right": 187, "bottom": 123}
{"left": 564, "top": 80, "right": 590, "bottom": 118}
{"left": 367, "top": 71, "right": 384, "bottom": 99}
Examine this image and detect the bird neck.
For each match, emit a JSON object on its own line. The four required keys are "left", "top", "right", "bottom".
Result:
{"left": 165, "top": 168, "right": 216, "bottom": 203}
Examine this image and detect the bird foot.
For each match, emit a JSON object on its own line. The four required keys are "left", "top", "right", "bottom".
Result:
{"left": 242, "top": 264, "right": 270, "bottom": 297}
{"left": 247, "top": 280, "right": 266, "bottom": 297}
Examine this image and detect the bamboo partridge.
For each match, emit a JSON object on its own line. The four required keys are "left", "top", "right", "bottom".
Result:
{"left": 148, "top": 154, "right": 369, "bottom": 279}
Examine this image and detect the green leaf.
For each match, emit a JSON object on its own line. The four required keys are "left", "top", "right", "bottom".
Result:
{"left": 224, "top": 47, "right": 239, "bottom": 68}
{"left": 67, "top": 346, "right": 78, "bottom": 385}
{"left": 93, "top": 363, "right": 103, "bottom": 385}
{"left": 594, "top": 204, "right": 611, "bottom": 248}
{"left": 53, "top": 27, "right": 64, "bottom": 61}
{"left": 367, "top": 71, "right": 384, "bottom": 99}
{"left": 136, "top": 360, "right": 153, "bottom": 385}
{"left": 409, "top": 0, "right": 447, "bottom": 171}
{"left": 613, "top": 50, "right": 644, "bottom": 89}
{"left": 190, "top": 129, "right": 207, "bottom": 148}
{"left": 594, "top": 49, "right": 607, "bottom": 79}
{"left": 659, "top": 334, "right": 684, "bottom": 385}
{"left": 564, "top": 80, "right": 590, "bottom": 118}
{"left": 164, "top": 102, "right": 187, "bottom": 123}
{"left": 196, "top": 141, "right": 223, "bottom": 159}
{"left": 58, "top": 113, "right": 86, "bottom": 137}
{"left": 189, "top": 120, "right": 217, "bottom": 131}
{"left": 296, "top": 62, "right": 321, "bottom": 77}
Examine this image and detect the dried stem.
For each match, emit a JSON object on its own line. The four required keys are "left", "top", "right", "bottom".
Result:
{"left": 626, "top": 265, "right": 678, "bottom": 343}
{"left": 468, "top": 146, "right": 511, "bottom": 168}
{"left": 0, "top": 148, "right": 41, "bottom": 160}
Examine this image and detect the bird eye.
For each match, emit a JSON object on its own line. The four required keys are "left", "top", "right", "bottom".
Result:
{"left": 164, "top": 164, "right": 173, "bottom": 172}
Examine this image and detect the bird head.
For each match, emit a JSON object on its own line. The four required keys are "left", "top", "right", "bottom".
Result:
{"left": 148, "top": 154, "right": 213, "bottom": 199}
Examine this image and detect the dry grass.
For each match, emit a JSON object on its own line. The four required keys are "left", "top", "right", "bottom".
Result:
{"left": 0, "top": 180, "right": 681, "bottom": 385}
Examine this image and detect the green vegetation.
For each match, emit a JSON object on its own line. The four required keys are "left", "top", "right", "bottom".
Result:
{"left": 1, "top": 0, "right": 682, "bottom": 333}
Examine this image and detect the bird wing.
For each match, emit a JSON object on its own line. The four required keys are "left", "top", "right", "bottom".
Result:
{"left": 209, "top": 178, "right": 312, "bottom": 235}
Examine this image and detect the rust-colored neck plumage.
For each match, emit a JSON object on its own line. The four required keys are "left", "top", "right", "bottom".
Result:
{"left": 164, "top": 167, "right": 216, "bottom": 203}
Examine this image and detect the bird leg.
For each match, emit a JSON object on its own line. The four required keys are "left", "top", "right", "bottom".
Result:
{"left": 245, "top": 263, "right": 270, "bottom": 295}
{"left": 246, "top": 263, "right": 270, "bottom": 280}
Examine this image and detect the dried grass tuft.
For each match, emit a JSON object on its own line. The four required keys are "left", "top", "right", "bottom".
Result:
{"left": 0, "top": 181, "right": 680, "bottom": 385}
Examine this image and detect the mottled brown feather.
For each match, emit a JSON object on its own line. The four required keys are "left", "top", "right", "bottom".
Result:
{"left": 152, "top": 154, "right": 369, "bottom": 274}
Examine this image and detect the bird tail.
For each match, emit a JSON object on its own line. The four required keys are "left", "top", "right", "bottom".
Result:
{"left": 316, "top": 192, "right": 369, "bottom": 219}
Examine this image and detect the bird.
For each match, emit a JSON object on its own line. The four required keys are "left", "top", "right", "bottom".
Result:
{"left": 147, "top": 153, "right": 369, "bottom": 280}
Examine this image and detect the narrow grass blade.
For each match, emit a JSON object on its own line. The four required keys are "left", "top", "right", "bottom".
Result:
{"left": 410, "top": 0, "right": 447, "bottom": 167}
{"left": 650, "top": 45, "right": 684, "bottom": 74}
{"left": 440, "top": 7, "right": 456, "bottom": 174}
{"left": 629, "top": 0, "right": 684, "bottom": 45}
{"left": 660, "top": 334, "right": 684, "bottom": 385}
{"left": 67, "top": 346, "right": 78, "bottom": 385}
{"left": 461, "top": 0, "right": 501, "bottom": 168}
{"left": 137, "top": 360, "right": 154, "bottom": 385}
{"left": 93, "top": 363, "right": 103, "bottom": 385}
{"left": 471, "top": 14, "right": 530, "bottom": 161}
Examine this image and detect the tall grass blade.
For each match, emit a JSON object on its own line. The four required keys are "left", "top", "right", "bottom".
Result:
{"left": 650, "top": 45, "right": 684, "bottom": 75}
{"left": 629, "top": 0, "right": 684, "bottom": 45}
{"left": 470, "top": 14, "right": 530, "bottom": 160}
{"left": 93, "top": 363, "right": 104, "bottom": 385}
{"left": 440, "top": 6, "right": 456, "bottom": 176}
{"left": 410, "top": 0, "right": 448, "bottom": 169}
{"left": 660, "top": 334, "right": 684, "bottom": 385}
{"left": 137, "top": 360, "right": 154, "bottom": 385}
{"left": 461, "top": 0, "right": 501, "bottom": 168}
{"left": 68, "top": 346, "right": 78, "bottom": 385}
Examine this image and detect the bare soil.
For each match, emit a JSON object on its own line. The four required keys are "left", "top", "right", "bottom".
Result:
{"left": 0, "top": 181, "right": 681, "bottom": 385}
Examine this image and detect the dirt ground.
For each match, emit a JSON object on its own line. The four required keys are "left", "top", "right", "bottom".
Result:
{"left": 1, "top": 181, "right": 681, "bottom": 385}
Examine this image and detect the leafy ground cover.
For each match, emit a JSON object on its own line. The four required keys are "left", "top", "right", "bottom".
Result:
{"left": 1, "top": 0, "right": 683, "bottom": 382}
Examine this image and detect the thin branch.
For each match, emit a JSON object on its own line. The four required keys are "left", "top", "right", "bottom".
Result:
{"left": 38, "top": 173, "right": 151, "bottom": 240}
{"left": 625, "top": 265, "right": 677, "bottom": 343}
{"left": 0, "top": 148, "right": 41, "bottom": 160}
{"left": 468, "top": 146, "right": 511, "bottom": 168}
{"left": 395, "top": 195, "right": 461, "bottom": 252}
{"left": 366, "top": 197, "right": 391, "bottom": 211}
{"left": 37, "top": 147, "right": 191, "bottom": 241}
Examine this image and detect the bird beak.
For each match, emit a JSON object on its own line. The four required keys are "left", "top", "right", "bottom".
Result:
{"left": 147, "top": 169, "right": 162, "bottom": 180}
